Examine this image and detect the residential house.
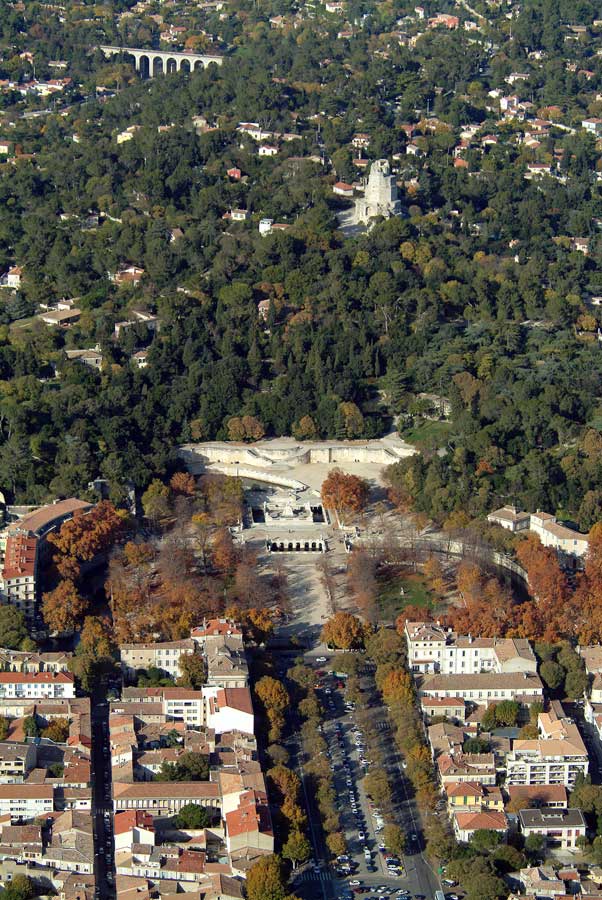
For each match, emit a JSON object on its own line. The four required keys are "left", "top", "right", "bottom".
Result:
{"left": 519, "top": 808, "right": 586, "bottom": 850}
{"left": 224, "top": 790, "right": 273, "bottom": 854}
{"left": 110, "top": 266, "right": 145, "bottom": 287}
{"left": 421, "top": 696, "right": 466, "bottom": 723}
{"left": 506, "top": 785, "right": 568, "bottom": 810}
{"left": 332, "top": 182, "right": 354, "bottom": 197}
{"left": 487, "top": 505, "right": 531, "bottom": 532}
{"left": 6, "top": 267, "right": 22, "bottom": 289}
{"left": 428, "top": 14, "right": 459, "bottom": 29}
{"left": 420, "top": 670, "right": 545, "bottom": 705}
{"left": 205, "top": 688, "right": 254, "bottom": 734}
{"left": 119, "top": 641, "right": 197, "bottom": 681}
{"left": 237, "top": 123, "right": 273, "bottom": 142}
{"left": 445, "top": 781, "right": 504, "bottom": 813}
{"left": 437, "top": 752, "right": 497, "bottom": 785}
{"left": 117, "top": 126, "right": 141, "bottom": 144}
{"left": 529, "top": 511, "right": 589, "bottom": 562}
{"left": 113, "top": 811, "right": 155, "bottom": 852}
{"left": 39, "top": 308, "right": 82, "bottom": 328}
{"left": 514, "top": 866, "right": 566, "bottom": 897}
{"left": 64, "top": 348, "right": 103, "bottom": 371}
{"left": 427, "top": 722, "right": 466, "bottom": 757}
{"left": 582, "top": 118, "right": 602, "bottom": 136}
{"left": 453, "top": 809, "right": 507, "bottom": 843}
{"left": 526, "top": 163, "right": 553, "bottom": 178}
{"left": 131, "top": 351, "right": 148, "bottom": 369}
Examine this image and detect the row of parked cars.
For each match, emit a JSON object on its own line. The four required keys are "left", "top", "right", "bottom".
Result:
{"left": 344, "top": 883, "right": 417, "bottom": 898}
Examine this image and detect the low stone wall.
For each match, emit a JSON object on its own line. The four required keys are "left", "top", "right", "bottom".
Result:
{"left": 178, "top": 437, "right": 416, "bottom": 471}
{"left": 205, "top": 464, "right": 307, "bottom": 491}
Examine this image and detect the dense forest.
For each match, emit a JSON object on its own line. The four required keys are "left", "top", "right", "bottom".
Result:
{"left": 2, "top": 0, "right": 602, "bottom": 528}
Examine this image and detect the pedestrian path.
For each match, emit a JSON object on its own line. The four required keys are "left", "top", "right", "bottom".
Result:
{"left": 299, "top": 869, "right": 332, "bottom": 882}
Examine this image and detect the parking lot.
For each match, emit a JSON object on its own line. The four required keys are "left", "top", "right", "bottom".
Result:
{"left": 310, "top": 661, "right": 435, "bottom": 900}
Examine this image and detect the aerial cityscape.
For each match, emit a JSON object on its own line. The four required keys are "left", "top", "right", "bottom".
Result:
{"left": 2, "top": 1, "right": 602, "bottom": 900}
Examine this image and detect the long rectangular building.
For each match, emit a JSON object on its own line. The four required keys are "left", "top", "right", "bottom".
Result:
{"left": 112, "top": 781, "right": 220, "bottom": 815}
{"left": 419, "top": 671, "right": 544, "bottom": 705}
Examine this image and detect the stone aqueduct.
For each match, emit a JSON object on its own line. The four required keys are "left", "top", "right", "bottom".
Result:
{"left": 99, "top": 46, "right": 223, "bottom": 78}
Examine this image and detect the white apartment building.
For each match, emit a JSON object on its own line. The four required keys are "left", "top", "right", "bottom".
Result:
{"left": 419, "top": 672, "right": 544, "bottom": 706}
{"left": 0, "top": 672, "right": 75, "bottom": 699}
{"left": 162, "top": 689, "right": 205, "bottom": 726}
{"left": 0, "top": 785, "right": 54, "bottom": 821}
{"left": 206, "top": 687, "right": 254, "bottom": 735}
{"left": 405, "top": 622, "right": 537, "bottom": 675}
{"left": 505, "top": 711, "right": 589, "bottom": 788}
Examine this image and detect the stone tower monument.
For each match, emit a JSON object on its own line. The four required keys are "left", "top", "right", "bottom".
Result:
{"left": 354, "top": 159, "right": 402, "bottom": 224}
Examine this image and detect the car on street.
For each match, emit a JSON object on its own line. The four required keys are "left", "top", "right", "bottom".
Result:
{"left": 316, "top": 656, "right": 327, "bottom": 663}
{"left": 349, "top": 881, "right": 361, "bottom": 886}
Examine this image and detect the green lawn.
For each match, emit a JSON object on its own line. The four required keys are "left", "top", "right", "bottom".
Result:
{"left": 402, "top": 419, "right": 453, "bottom": 450}
{"left": 377, "top": 570, "right": 434, "bottom": 621}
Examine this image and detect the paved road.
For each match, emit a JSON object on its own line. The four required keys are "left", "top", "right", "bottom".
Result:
{"left": 91, "top": 697, "right": 115, "bottom": 900}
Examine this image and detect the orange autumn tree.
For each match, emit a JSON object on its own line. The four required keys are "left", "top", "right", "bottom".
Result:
{"left": 321, "top": 469, "right": 369, "bottom": 525}
{"left": 447, "top": 575, "right": 515, "bottom": 638}
{"left": 456, "top": 560, "right": 483, "bottom": 603}
{"left": 212, "top": 528, "right": 239, "bottom": 575}
{"left": 48, "top": 501, "right": 126, "bottom": 579}
{"left": 381, "top": 668, "right": 414, "bottom": 705}
{"left": 514, "top": 534, "right": 570, "bottom": 641}
{"left": 169, "top": 472, "right": 196, "bottom": 496}
{"left": 321, "top": 611, "right": 367, "bottom": 649}
{"left": 564, "top": 523, "right": 602, "bottom": 643}
{"left": 42, "top": 579, "right": 88, "bottom": 633}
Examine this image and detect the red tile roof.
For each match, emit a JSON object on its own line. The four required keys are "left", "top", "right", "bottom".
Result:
{"left": 3, "top": 534, "right": 37, "bottom": 579}
{"left": 217, "top": 688, "right": 253, "bottom": 715}
{"left": 177, "top": 850, "right": 206, "bottom": 873}
{"left": 0, "top": 672, "right": 73, "bottom": 684}
{"left": 225, "top": 791, "right": 272, "bottom": 838}
{"left": 114, "top": 810, "right": 154, "bottom": 835}
{"left": 191, "top": 619, "right": 242, "bottom": 637}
